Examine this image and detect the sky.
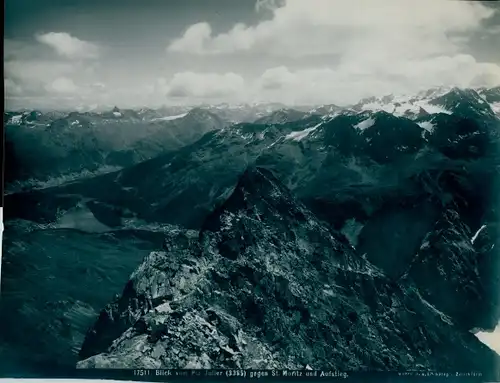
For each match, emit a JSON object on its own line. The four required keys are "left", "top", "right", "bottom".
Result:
{"left": 4, "top": 0, "right": 500, "bottom": 110}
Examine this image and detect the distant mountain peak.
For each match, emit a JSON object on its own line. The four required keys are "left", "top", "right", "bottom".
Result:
{"left": 254, "top": 108, "right": 307, "bottom": 124}
{"left": 186, "top": 106, "right": 211, "bottom": 115}
{"left": 184, "top": 107, "right": 225, "bottom": 123}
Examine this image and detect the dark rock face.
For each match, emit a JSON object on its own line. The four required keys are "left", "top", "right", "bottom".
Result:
{"left": 425, "top": 113, "right": 494, "bottom": 160}
{"left": 361, "top": 112, "right": 425, "bottom": 163}
{"left": 78, "top": 167, "right": 499, "bottom": 375}
{"left": 402, "top": 210, "right": 484, "bottom": 330}
{"left": 356, "top": 199, "right": 441, "bottom": 279}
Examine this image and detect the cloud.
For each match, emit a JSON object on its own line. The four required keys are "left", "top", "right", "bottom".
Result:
{"left": 4, "top": 39, "right": 43, "bottom": 61}
{"left": 5, "top": 60, "right": 74, "bottom": 82}
{"left": 165, "top": 0, "right": 500, "bottom": 105}
{"left": 487, "top": 25, "right": 500, "bottom": 35}
{"left": 46, "top": 77, "right": 80, "bottom": 94}
{"left": 5, "top": 0, "right": 499, "bottom": 111}
{"left": 35, "top": 32, "right": 100, "bottom": 59}
{"left": 91, "top": 82, "right": 107, "bottom": 90}
{"left": 165, "top": 72, "right": 246, "bottom": 99}
{"left": 4, "top": 78, "right": 24, "bottom": 97}
{"left": 259, "top": 66, "right": 296, "bottom": 90}
{"left": 168, "top": 23, "right": 213, "bottom": 55}
{"left": 256, "top": 55, "right": 500, "bottom": 105}
{"left": 167, "top": 0, "right": 495, "bottom": 57}
{"left": 4, "top": 55, "right": 104, "bottom": 110}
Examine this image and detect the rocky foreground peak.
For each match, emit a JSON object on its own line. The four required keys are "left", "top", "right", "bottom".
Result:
{"left": 78, "top": 167, "right": 499, "bottom": 375}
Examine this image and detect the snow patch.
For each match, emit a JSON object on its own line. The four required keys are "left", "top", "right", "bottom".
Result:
{"left": 419, "top": 103, "right": 452, "bottom": 115}
{"left": 113, "top": 111, "right": 122, "bottom": 117}
{"left": 393, "top": 103, "right": 421, "bottom": 117}
{"left": 239, "top": 133, "right": 254, "bottom": 140}
{"left": 266, "top": 138, "right": 282, "bottom": 149}
{"left": 354, "top": 117, "right": 376, "bottom": 130}
{"left": 490, "top": 102, "right": 500, "bottom": 116}
{"left": 417, "top": 121, "right": 436, "bottom": 134}
{"left": 355, "top": 89, "right": 454, "bottom": 118}
{"left": 152, "top": 113, "right": 188, "bottom": 121}
{"left": 285, "top": 122, "right": 322, "bottom": 141}
{"left": 10, "top": 115, "right": 23, "bottom": 124}
{"left": 361, "top": 102, "right": 395, "bottom": 114}
{"left": 471, "top": 224, "right": 487, "bottom": 244}
{"left": 322, "top": 112, "right": 341, "bottom": 121}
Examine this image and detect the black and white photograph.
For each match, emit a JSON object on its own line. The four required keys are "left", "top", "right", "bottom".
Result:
{"left": 2, "top": 0, "right": 500, "bottom": 381}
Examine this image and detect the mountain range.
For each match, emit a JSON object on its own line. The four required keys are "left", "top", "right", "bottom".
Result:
{"left": 1, "top": 86, "right": 500, "bottom": 378}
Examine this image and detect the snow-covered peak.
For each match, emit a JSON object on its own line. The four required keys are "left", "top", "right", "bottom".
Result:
{"left": 350, "top": 86, "right": 500, "bottom": 119}
{"left": 415, "top": 86, "right": 454, "bottom": 100}
{"left": 429, "top": 87, "right": 495, "bottom": 119}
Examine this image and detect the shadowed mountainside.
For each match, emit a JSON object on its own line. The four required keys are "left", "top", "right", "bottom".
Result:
{"left": 77, "top": 167, "right": 499, "bottom": 376}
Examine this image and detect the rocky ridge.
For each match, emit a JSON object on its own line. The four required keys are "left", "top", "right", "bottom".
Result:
{"left": 77, "top": 167, "right": 499, "bottom": 376}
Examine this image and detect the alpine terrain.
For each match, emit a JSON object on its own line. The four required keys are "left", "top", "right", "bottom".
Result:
{"left": 1, "top": 86, "right": 500, "bottom": 379}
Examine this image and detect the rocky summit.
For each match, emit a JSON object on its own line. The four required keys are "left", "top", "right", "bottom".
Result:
{"left": 77, "top": 167, "right": 499, "bottom": 375}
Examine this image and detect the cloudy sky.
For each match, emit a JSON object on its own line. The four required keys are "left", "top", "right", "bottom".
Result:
{"left": 4, "top": 0, "right": 500, "bottom": 110}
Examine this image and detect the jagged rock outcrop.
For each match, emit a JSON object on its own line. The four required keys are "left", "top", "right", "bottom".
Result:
{"left": 78, "top": 167, "right": 499, "bottom": 375}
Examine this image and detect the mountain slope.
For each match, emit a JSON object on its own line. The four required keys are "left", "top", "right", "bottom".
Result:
{"left": 5, "top": 89, "right": 498, "bottom": 236}
{"left": 4, "top": 107, "right": 227, "bottom": 190}
{"left": 3, "top": 119, "right": 314, "bottom": 228}
{"left": 77, "top": 167, "right": 499, "bottom": 376}
{"left": 3, "top": 86, "right": 500, "bottom": 377}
